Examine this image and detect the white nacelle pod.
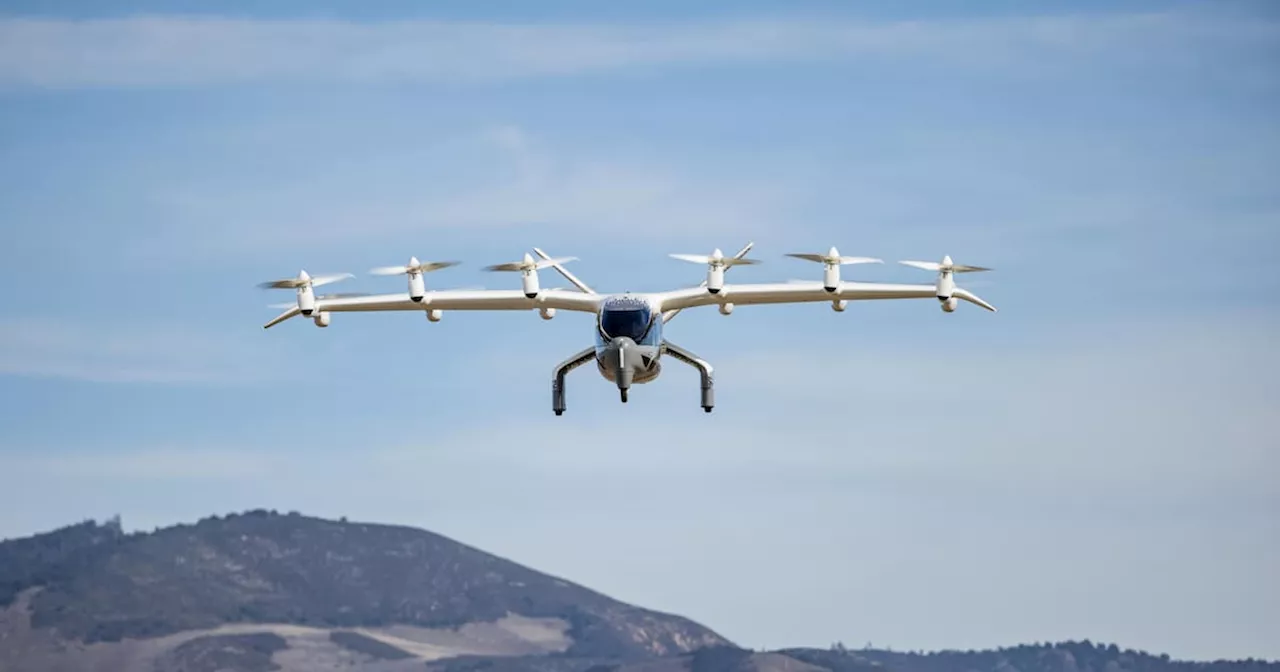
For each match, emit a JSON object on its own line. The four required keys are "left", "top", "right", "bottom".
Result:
{"left": 297, "top": 284, "right": 316, "bottom": 315}
{"left": 831, "top": 300, "right": 847, "bottom": 312}
{"left": 941, "top": 296, "right": 958, "bottom": 313}
{"left": 707, "top": 266, "right": 725, "bottom": 294}
{"left": 426, "top": 309, "right": 443, "bottom": 322}
{"left": 540, "top": 307, "right": 556, "bottom": 320}
{"left": 522, "top": 271, "right": 540, "bottom": 298}
{"left": 824, "top": 264, "right": 840, "bottom": 292}
{"left": 935, "top": 271, "right": 956, "bottom": 300}
{"left": 719, "top": 302, "right": 734, "bottom": 316}
{"left": 408, "top": 272, "right": 425, "bottom": 302}
{"left": 312, "top": 311, "right": 331, "bottom": 327}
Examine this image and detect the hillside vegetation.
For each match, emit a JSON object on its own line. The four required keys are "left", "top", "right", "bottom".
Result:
{"left": 0, "top": 510, "right": 727, "bottom": 660}
{"left": 2, "top": 512, "right": 1275, "bottom": 672}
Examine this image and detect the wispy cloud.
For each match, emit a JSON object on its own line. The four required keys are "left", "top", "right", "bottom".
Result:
{"left": 0, "top": 10, "right": 1273, "bottom": 89}
{"left": 0, "top": 317, "right": 284, "bottom": 384}
{"left": 125, "top": 123, "right": 797, "bottom": 260}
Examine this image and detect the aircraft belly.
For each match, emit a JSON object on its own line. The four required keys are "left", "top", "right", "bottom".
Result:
{"left": 596, "top": 354, "right": 661, "bottom": 384}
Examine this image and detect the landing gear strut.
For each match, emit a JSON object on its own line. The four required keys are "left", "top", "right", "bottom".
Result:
{"left": 552, "top": 346, "right": 596, "bottom": 416}
{"left": 663, "top": 340, "right": 715, "bottom": 413}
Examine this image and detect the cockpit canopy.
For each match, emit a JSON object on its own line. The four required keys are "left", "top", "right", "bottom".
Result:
{"left": 598, "top": 301, "right": 653, "bottom": 342}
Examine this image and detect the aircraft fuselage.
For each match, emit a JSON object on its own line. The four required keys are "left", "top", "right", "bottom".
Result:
{"left": 593, "top": 294, "right": 664, "bottom": 386}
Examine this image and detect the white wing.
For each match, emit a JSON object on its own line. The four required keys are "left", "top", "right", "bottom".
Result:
{"left": 654, "top": 281, "right": 997, "bottom": 312}
{"left": 263, "top": 288, "right": 602, "bottom": 329}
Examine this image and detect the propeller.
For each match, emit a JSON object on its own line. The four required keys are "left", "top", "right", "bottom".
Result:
{"left": 786, "top": 246, "right": 882, "bottom": 291}
{"left": 662, "top": 241, "right": 754, "bottom": 323}
{"left": 785, "top": 247, "right": 882, "bottom": 266}
{"left": 670, "top": 247, "right": 761, "bottom": 295}
{"left": 256, "top": 270, "right": 353, "bottom": 290}
{"left": 257, "top": 270, "right": 354, "bottom": 316}
{"left": 898, "top": 255, "right": 991, "bottom": 273}
{"left": 669, "top": 248, "right": 760, "bottom": 268}
{"left": 484, "top": 253, "right": 577, "bottom": 297}
{"left": 898, "top": 255, "right": 996, "bottom": 313}
{"left": 369, "top": 256, "right": 460, "bottom": 301}
{"left": 484, "top": 252, "right": 577, "bottom": 272}
{"left": 368, "top": 257, "right": 460, "bottom": 276}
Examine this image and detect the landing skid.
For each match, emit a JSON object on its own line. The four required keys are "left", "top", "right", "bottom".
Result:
{"left": 662, "top": 340, "right": 715, "bottom": 413}
{"left": 550, "top": 342, "right": 715, "bottom": 415}
{"left": 551, "top": 346, "right": 596, "bottom": 416}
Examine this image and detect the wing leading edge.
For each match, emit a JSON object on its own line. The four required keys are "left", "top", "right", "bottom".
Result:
{"left": 654, "top": 281, "right": 997, "bottom": 313}
{"left": 263, "top": 288, "right": 603, "bottom": 328}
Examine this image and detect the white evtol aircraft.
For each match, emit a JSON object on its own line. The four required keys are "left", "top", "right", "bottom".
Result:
{"left": 259, "top": 243, "right": 995, "bottom": 415}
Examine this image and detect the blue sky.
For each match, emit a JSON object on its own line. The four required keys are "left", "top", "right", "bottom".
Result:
{"left": 1, "top": 0, "right": 1277, "bottom": 661}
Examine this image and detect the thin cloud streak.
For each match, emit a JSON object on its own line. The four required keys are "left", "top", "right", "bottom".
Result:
{"left": 123, "top": 124, "right": 797, "bottom": 260}
{"left": 0, "top": 11, "right": 1273, "bottom": 89}
{"left": 0, "top": 317, "right": 285, "bottom": 384}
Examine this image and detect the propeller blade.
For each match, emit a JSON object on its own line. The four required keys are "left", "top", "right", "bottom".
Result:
{"left": 786, "top": 251, "right": 883, "bottom": 265}
{"left": 258, "top": 278, "right": 307, "bottom": 289}
{"left": 257, "top": 272, "right": 352, "bottom": 289}
{"left": 484, "top": 255, "right": 577, "bottom": 272}
{"left": 308, "top": 273, "right": 355, "bottom": 287}
{"left": 670, "top": 253, "right": 759, "bottom": 266}
{"left": 369, "top": 260, "right": 460, "bottom": 275}
{"left": 899, "top": 259, "right": 991, "bottom": 273}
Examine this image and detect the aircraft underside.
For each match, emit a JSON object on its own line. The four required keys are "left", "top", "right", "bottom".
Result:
{"left": 597, "top": 356, "right": 661, "bottom": 385}
{"left": 553, "top": 339, "right": 714, "bottom": 415}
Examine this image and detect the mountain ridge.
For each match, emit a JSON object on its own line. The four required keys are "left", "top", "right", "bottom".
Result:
{"left": 2, "top": 511, "right": 1275, "bottom": 672}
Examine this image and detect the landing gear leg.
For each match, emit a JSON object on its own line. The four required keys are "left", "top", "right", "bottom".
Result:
{"left": 552, "top": 346, "right": 596, "bottom": 416}
{"left": 615, "top": 340, "right": 633, "bottom": 404}
{"left": 662, "top": 341, "right": 715, "bottom": 413}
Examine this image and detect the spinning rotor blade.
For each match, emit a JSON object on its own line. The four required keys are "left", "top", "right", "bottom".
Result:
{"left": 662, "top": 242, "right": 755, "bottom": 324}
{"left": 257, "top": 272, "right": 353, "bottom": 289}
{"left": 899, "top": 255, "right": 990, "bottom": 273}
{"left": 369, "top": 257, "right": 460, "bottom": 276}
{"left": 669, "top": 248, "right": 760, "bottom": 267}
{"left": 484, "top": 254, "right": 578, "bottom": 272}
{"left": 786, "top": 247, "right": 882, "bottom": 266}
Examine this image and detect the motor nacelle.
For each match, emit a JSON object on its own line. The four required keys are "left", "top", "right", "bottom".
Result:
{"left": 940, "top": 296, "right": 957, "bottom": 313}
{"left": 719, "top": 302, "right": 734, "bottom": 316}
{"left": 540, "top": 307, "right": 556, "bottom": 320}
{"left": 522, "top": 271, "right": 539, "bottom": 298}
{"left": 669, "top": 247, "right": 759, "bottom": 294}
{"left": 831, "top": 300, "right": 847, "bottom": 312}
{"left": 427, "top": 309, "right": 443, "bottom": 322}
{"left": 707, "top": 266, "right": 725, "bottom": 294}
{"left": 409, "top": 273, "right": 425, "bottom": 302}
{"left": 297, "top": 284, "right": 316, "bottom": 315}
{"left": 312, "top": 311, "right": 331, "bottom": 327}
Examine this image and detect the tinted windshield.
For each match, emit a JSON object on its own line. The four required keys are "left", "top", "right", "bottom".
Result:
{"left": 599, "top": 306, "right": 652, "bottom": 341}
